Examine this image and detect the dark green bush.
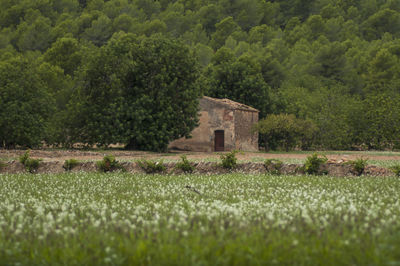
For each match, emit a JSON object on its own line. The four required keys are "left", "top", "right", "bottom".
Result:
{"left": 137, "top": 159, "right": 166, "bottom": 174}
{"left": 346, "top": 158, "right": 368, "bottom": 176}
{"left": 303, "top": 153, "right": 328, "bottom": 175}
{"left": 389, "top": 164, "right": 400, "bottom": 177}
{"left": 0, "top": 57, "right": 55, "bottom": 149}
{"left": 63, "top": 159, "right": 79, "bottom": 171}
{"left": 19, "top": 150, "right": 41, "bottom": 173}
{"left": 264, "top": 159, "right": 283, "bottom": 175}
{"left": 175, "top": 155, "right": 195, "bottom": 173}
{"left": 97, "top": 155, "right": 125, "bottom": 172}
{"left": 253, "top": 114, "right": 318, "bottom": 151}
{"left": 220, "top": 150, "right": 238, "bottom": 169}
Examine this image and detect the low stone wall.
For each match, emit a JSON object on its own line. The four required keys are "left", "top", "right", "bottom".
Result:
{"left": 0, "top": 161, "right": 394, "bottom": 177}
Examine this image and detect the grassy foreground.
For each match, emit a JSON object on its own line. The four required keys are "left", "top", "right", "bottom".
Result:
{"left": 0, "top": 173, "right": 400, "bottom": 265}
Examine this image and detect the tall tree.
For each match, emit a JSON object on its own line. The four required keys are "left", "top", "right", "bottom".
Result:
{"left": 0, "top": 56, "right": 54, "bottom": 148}
{"left": 70, "top": 33, "right": 201, "bottom": 151}
{"left": 205, "top": 48, "right": 270, "bottom": 117}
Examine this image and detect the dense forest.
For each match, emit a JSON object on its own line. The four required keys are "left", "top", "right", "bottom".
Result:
{"left": 1, "top": 0, "right": 400, "bottom": 151}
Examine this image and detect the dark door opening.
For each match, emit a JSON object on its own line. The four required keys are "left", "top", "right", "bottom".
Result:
{"left": 214, "top": 130, "right": 224, "bottom": 151}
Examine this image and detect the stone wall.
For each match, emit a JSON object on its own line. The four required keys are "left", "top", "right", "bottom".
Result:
{"left": 0, "top": 160, "right": 393, "bottom": 177}
{"left": 234, "top": 110, "right": 258, "bottom": 151}
{"left": 169, "top": 98, "right": 236, "bottom": 152}
{"left": 169, "top": 97, "right": 260, "bottom": 152}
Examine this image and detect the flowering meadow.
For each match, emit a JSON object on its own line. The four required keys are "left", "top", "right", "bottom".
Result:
{"left": 1, "top": 172, "right": 400, "bottom": 265}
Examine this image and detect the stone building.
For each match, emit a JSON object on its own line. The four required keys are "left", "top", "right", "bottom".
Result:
{"left": 168, "top": 96, "right": 259, "bottom": 152}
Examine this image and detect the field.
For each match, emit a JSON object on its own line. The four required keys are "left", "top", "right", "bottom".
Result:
{"left": 3, "top": 149, "right": 400, "bottom": 167}
{"left": 1, "top": 172, "right": 400, "bottom": 265}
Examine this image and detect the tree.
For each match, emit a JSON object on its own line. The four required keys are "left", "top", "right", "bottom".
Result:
{"left": 205, "top": 48, "right": 271, "bottom": 117}
{"left": 210, "top": 17, "right": 241, "bottom": 50}
{"left": 142, "top": 19, "right": 167, "bottom": 36}
{"left": 362, "top": 8, "right": 400, "bottom": 40}
{"left": 280, "top": 86, "right": 363, "bottom": 150}
{"left": 82, "top": 14, "right": 113, "bottom": 46}
{"left": 50, "top": 14, "right": 80, "bottom": 40}
{"left": 197, "top": 4, "right": 222, "bottom": 35}
{"left": 43, "top": 37, "right": 84, "bottom": 77}
{"left": 366, "top": 48, "right": 400, "bottom": 92}
{"left": 70, "top": 33, "right": 201, "bottom": 151}
{"left": 15, "top": 14, "right": 52, "bottom": 52}
{"left": 113, "top": 13, "right": 136, "bottom": 33}
{"left": 360, "top": 93, "right": 400, "bottom": 149}
{"left": 0, "top": 56, "right": 54, "bottom": 148}
{"left": 314, "top": 41, "right": 348, "bottom": 82}
{"left": 253, "top": 113, "right": 317, "bottom": 151}
{"left": 248, "top": 25, "right": 276, "bottom": 45}
{"left": 229, "top": 0, "right": 265, "bottom": 31}
{"left": 306, "top": 15, "right": 325, "bottom": 40}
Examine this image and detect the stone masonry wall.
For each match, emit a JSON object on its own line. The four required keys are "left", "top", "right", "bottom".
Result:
{"left": 168, "top": 98, "right": 236, "bottom": 152}
{"left": 234, "top": 110, "right": 258, "bottom": 151}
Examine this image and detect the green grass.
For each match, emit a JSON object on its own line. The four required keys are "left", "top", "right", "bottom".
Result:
{"left": 0, "top": 157, "right": 13, "bottom": 163}
{"left": 0, "top": 173, "right": 400, "bottom": 265}
{"left": 368, "top": 159, "right": 400, "bottom": 168}
{"left": 263, "top": 150, "right": 400, "bottom": 156}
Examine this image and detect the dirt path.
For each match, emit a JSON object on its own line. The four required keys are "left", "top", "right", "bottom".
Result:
{"left": 2, "top": 149, "right": 400, "bottom": 162}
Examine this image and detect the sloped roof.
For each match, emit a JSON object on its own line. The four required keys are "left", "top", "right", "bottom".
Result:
{"left": 202, "top": 96, "right": 259, "bottom": 112}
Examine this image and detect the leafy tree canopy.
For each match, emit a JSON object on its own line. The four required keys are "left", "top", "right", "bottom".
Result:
{"left": 1, "top": 0, "right": 400, "bottom": 150}
{"left": 70, "top": 33, "right": 201, "bottom": 151}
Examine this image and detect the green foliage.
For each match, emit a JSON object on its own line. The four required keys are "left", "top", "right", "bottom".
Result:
{"left": 137, "top": 159, "right": 166, "bottom": 174}
{"left": 254, "top": 114, "right": 318, "bottom": 151}
{"left": 0, "top": 56, "right": 55, "bottom": 148}
{"left": 389, "top": 164, "right": 400, "bottom": 177}
{"left": 358, "top": 93, "right": 400, "bottom": 149}
{"left": 71, "top": 33, "right": 201, "bottom": 152}
{"left": 96, "top": 155, "right": 124, "bottom": 173}
{"left": 264, "top": 159, "right": 283, "bottom": 175}
{"left": 346, "top": 158, "right": 368, "bottom": 176}
{"left": 220, "top": 150, "right": 239, "bottom": 169}
{"left": 175, "top": 155, "right": 195, "bottom": 173}
{"left": 43, "top": 37, "right": 84, "bottom": 77}
{"left": 16, "top": 15, "right": 52, "bottom": 52}
{"left": 63, "top": 159, "right": 79, "bottom": 171}
{"left": 82, "top": 15, "right": 112, "bottom": 46}
{"left": 1, "top": 0, "right": 400, "bottom": 151}
{"left": 303, "top": 153, "right": 328, "bottom": 175}
{"left": 205, "top": 48, "right": 270, "bottom": 117}
{"left": 2, "top": 173, "right": 400, "bottom": 265}
{"left": 362, "top": 8, "right": 400, "bottom": 40}
{"left": 281, "top": 87, "right": 364, "bottom": 150}
{"left": 210, "top": 17, "right": 241, "bottom": 49}
{"left": 19, "top": 150, "right": 41, "bottom": 173}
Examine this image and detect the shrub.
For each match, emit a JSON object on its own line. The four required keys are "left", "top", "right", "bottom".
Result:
{"left": 389, "top": 164, "right": 400, "bottom": 177}
{"left": 175, "top": 155, "right": 195, "bottom": 173}
{"left": 63, "top": 159, "right": 79, "bottom": 171}
{"left": 303, "top": 153, "right": 328, "bottom": 175}
{"left": 19, "top": 150, "right": 41, "bottom": 173}
{"left": 220, "top": 150, "right": 239, "bottom": 169}
{"left": 137, "top": 159, "right": 166, "bottom": 174}
{"left": 346, "top": 158, "right": 368, "bottom": 176}
{"left": 253, "top": 114, "right": 318, "bottom": 151}
{"left": 264, "top": 159, "right": 283, "bottom": 175}
{"left": 97, "top": 155, "right": 125, "bottom": 172}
